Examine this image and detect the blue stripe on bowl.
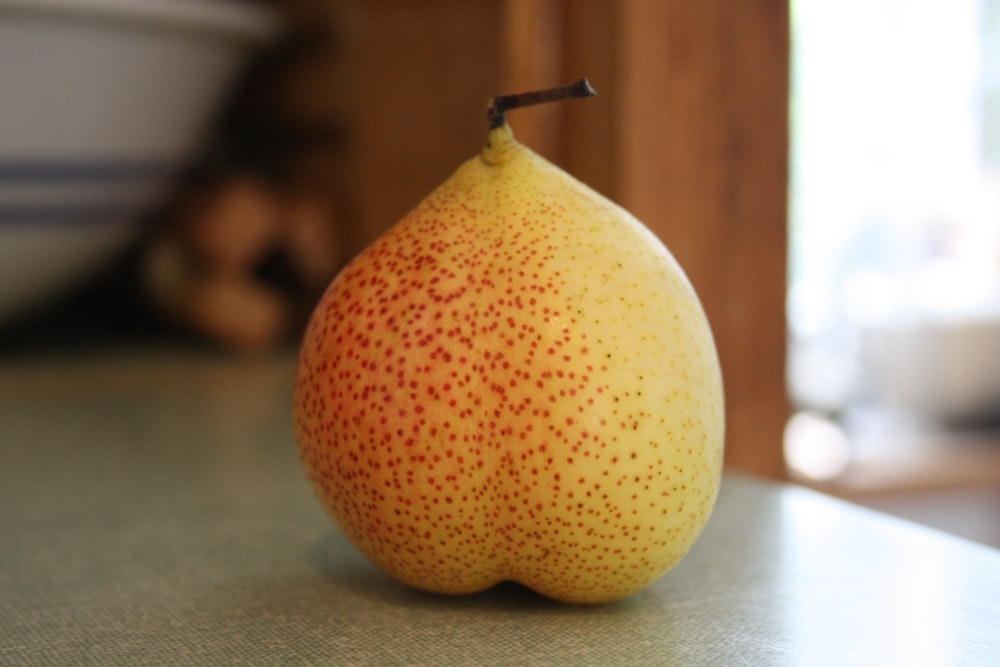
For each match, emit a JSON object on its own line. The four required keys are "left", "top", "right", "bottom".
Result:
{"left": 0, "top": 160, "right": 174, "bottom": 183}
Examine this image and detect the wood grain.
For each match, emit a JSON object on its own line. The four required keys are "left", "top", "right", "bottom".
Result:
{"left": 342, "top": 1, "right": 504, "bottom": 255}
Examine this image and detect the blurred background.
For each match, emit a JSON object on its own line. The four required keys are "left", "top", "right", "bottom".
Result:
{"left": 0, "top": 0, "right": 996, "bottom": 547}
{"left": 786, "top": 0, "right": 1000, "bottom": 547}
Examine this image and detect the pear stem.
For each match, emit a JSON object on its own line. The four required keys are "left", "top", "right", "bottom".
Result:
{"left": 487, "top": 78, "right": 596, "bottom": 129}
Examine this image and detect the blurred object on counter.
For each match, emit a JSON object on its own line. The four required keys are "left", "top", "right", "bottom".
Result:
{"left": 0, "top": 0, "right": 278, "bottom": 328}
{"left": 143, "top": 177, "right": 343, "bottom": 355}
{"left": 137, "top": 3, "right": 350, "bottom": 354}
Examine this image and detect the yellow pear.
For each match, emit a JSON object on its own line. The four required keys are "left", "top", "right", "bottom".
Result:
{"left": 293, "top": 80, "right": 724, "bottom": 604}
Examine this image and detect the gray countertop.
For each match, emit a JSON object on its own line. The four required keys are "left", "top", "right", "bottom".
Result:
{"left": 2, "top": 348, "right": 998, "bottom": 665}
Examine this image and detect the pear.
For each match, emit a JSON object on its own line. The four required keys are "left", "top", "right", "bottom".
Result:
{"left": 293, "top": 80, "right": 724, "bottom": 604}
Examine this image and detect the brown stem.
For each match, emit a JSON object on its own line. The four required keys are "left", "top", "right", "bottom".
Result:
{"left": 487, "top": 78, "right": 596, "bottom": 129}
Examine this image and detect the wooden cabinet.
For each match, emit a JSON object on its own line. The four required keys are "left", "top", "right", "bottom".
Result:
{"left": 279, "top": 0, "right": 790, "bottom": 478}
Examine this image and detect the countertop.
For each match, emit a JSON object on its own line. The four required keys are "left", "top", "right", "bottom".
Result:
{"left": 2, "top": 348, "right": 999, "bottom": 665}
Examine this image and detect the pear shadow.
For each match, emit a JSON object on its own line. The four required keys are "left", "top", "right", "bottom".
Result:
{"left": 307, "top": 532, "right": 635, "bottom": 613}
{"left": 169, "top": 540, "right": 667, "bottom": 665}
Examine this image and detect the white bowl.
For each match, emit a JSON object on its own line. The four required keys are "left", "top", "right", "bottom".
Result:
{"left": 0, "top": 0, "right": 276, "bottom": 325}
{"left": 864, "top": 309, "right": 1000, "bottom": 423}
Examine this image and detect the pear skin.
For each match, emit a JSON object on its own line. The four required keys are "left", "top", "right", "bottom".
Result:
{"left": 293, "top": 121, "right": 724, "bottom": 604}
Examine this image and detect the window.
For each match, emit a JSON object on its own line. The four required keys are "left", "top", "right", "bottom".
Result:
{"left": 787, "top": 0, "right": 1000, "bottom": 481}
